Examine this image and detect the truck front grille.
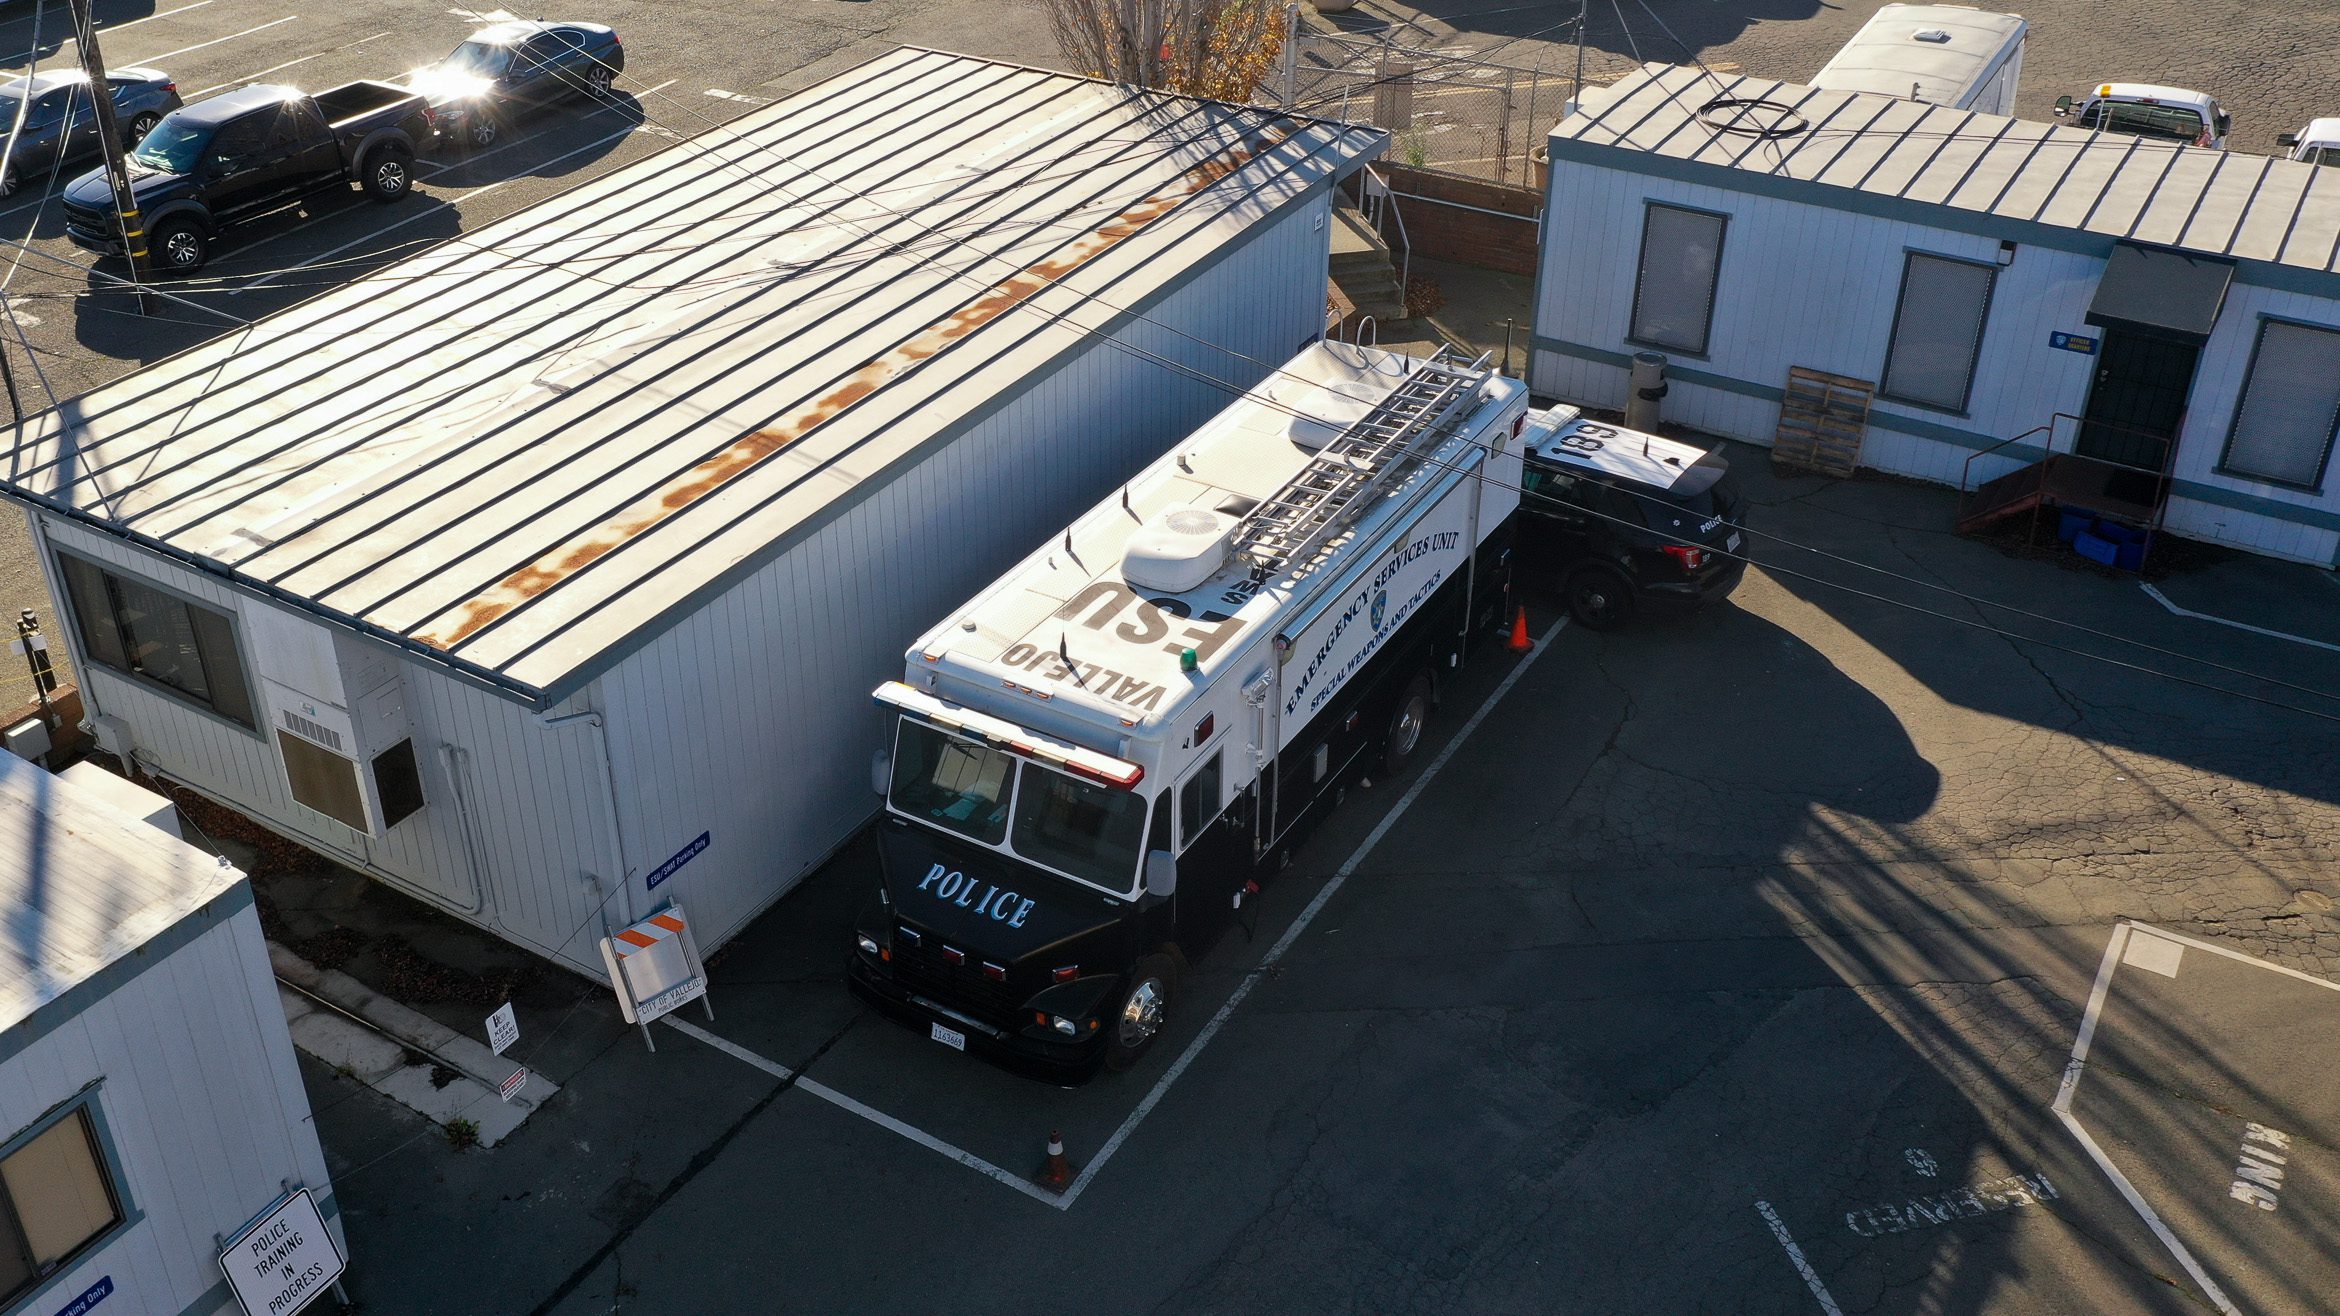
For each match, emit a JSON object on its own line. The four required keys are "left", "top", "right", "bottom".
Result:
{"left": 890, "top": 931, "right": 1024, "bottom": 1028}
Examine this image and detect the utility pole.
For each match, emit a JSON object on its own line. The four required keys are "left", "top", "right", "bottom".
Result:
{"left": 66, "top": 0, "right": 155, "bottom": 315}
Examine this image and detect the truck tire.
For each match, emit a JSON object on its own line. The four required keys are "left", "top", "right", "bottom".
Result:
{"left": 1104, "top": 953, "right": 1177, "bottom": 1072}
{"left": 149, "top": 219, "right": 208, "bottom": 273}
{"left": 361, "top": 145, "right": 415, "bottom": 202}
{"left": 1382, "top": 672, "right": 1432, "bottom": 777}
{"left": 1564, "top": 565, "right": 1636, "bottom": 631}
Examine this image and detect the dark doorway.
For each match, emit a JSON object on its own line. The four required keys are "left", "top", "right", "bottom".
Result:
{"left": 2076, "top": 330, "right": 2196, "bottom": 471}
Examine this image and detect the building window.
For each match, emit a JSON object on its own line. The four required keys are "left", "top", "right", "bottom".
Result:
{"left": 2220, "top": 318, "right": 2340, "bottom": 490}
{"left": 0, "top": 1106, "right": 124, "bottom": 1304}
{"left": 1629, "top": 203, "right": 1727, "bottom": 355}
{"left": 1880, "top": 252, "right": 1997, "bottom": 412}
{"left": 55, "top": 554, "right": 256, "bottom": 728}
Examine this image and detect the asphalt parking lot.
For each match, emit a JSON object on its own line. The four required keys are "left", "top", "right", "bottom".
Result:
{"left": 278, "top": 441, "right": 2340, "bottom": 1315}
{"left": 1, "top": 3, "right": 2336, "bottom": 1312}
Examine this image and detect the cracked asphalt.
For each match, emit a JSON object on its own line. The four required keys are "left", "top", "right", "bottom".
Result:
{"left": 300, "top": 444, "right": 2340, "bottom": 1315}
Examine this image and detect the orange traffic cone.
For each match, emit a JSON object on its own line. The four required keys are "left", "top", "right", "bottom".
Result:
{"left": 1505, "top": 605, "right": 1532, "bottom": 653}
{"left": 1039, "top": 1130, "right": 1074, "bottom": 1193}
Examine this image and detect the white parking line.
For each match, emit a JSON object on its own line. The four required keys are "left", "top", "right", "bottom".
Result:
{"left": 1755, "top": 1200, "right": 1844, "bottom": 1316}
{"left": 2140, "top": 583, "right": 2340, "bottom": 655}
{"left": 0, "top": 0, "right": 215, "bottom": 39}
{"left": 665, "top": 619, "right": 1567, "bottom": 1210}
{"left": 231, "top": 83, "right": 673, "bottom": 295}
{"left": 123, "top": 15, "right": 300, "bottom": 68}
{"left": 662, "top": 1017, "right": 1064, "bottom": 1208}
{"left": 1054, "top": 615, "right": 1570, "bottom": 1208}
{"left": 2052, "top": 921, "right": 2240, "bottom": 1316}
{"left": 190, "top": 33, "right": 393, "bottom": 100}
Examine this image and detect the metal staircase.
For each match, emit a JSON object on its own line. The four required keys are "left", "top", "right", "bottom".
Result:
{"left": 1229, "top": 346, "right": 1490, "bottom": 579}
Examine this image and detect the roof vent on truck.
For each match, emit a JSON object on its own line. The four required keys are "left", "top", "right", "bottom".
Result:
{"left": 1122, "top": 507, "right": 1237, "bottom": 593}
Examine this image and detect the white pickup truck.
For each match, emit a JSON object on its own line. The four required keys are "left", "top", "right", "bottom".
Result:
{"left": 2277, "top": 119, "right": 2340, "bottom": 166}
{"left": 2054, "top": 83, "right": 2229, "bottom": 150}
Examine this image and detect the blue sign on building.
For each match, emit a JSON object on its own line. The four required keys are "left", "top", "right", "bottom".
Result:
{"left": 54, "top": 1276, "right": 113, "bottom": 1316}
{"left": 646, "top": 832, "right": 711, "bottom": 891}
{"left": 2049, "top": 331, "right": 2099, "bottom": 355}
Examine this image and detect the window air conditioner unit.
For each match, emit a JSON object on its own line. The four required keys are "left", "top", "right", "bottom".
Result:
{"left": 244, "top": 605, "right": 425, "bottom": 835}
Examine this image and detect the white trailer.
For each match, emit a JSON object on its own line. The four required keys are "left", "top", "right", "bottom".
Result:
{"left": 1810, "top": 4, "right": 2027, "bottom": 114}
{"left": 850, "top": 342, "right": 1528, "bottom": 1076}
{"left": 0, "top": 755, "right": 339, "bottom": 1316}
{"left": 0, "top": 49, "right": 1383, "bottom": 978}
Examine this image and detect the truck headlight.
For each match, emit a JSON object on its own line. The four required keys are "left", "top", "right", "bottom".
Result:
{"left": 856, "top": 934, "right": 881, "bottom": 958}
{"left": 1049, "top": 1015, "right": 1078, "bottom": 1036}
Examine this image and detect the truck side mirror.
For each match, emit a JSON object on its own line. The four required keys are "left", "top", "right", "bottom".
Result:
{"left": 2052, "top": 95, "right": 2072, "bottom": 116}
{"left": 2278, "top": 132, "right": 2299, "bottom": 149}
{"left": 2216, "top": 114, "right": 2232, "bottom": 138}
{"left": 869, "top": 748, "right": 891, "bottom": 797}
{"left": 1143, "top": 849, "right": 1176, "bottom": 898}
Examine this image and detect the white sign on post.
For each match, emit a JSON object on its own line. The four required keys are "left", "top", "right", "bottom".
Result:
{"left": 485, "top": 1002, "right": 519, "bottom": 1056}
{"left": 598, "top": 902, "right": 712, "bottom": 1049}
{"left": 219, "top": 1189, "right": 344, "bottom": 1316}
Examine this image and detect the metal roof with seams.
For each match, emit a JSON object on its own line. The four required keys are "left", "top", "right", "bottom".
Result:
{"left": 1551, "top": 64, "right": 2340, "bottom": 279}
{"left": 0, "top": 46, "right": 1385, "bottom": 705}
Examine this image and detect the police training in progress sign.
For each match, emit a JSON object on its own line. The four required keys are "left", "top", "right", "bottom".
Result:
{"left": 219, "top": 1188, "right": 344, "bottom": 1316}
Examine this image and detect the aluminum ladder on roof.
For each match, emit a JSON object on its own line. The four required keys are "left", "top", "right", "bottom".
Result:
{"left": 1229, "top": 345, "right": 1492, "bottom": 579}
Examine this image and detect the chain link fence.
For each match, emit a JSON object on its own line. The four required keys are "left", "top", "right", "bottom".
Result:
{"left": 1286, "top": 32, "right": 1586, "bottom": 185}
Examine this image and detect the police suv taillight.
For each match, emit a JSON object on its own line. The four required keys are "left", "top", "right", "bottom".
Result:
{"left": 1661, "top": 544, "right": 1710, "bottom": 571}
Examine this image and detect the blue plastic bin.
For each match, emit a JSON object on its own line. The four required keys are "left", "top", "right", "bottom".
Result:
{"left": 2057, "top": 509, "right": 2091, "bottom": 543}
{"left": 2073, "top": 530, "right": 2119, "bottom": 566}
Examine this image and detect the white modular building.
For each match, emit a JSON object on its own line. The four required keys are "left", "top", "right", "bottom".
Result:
{"left": 1534, "top": 64, "right": 2340, "bottom": 567}
{"left": 0, "top": 47, "right": 1384, "bottom": 975}
{"left": 0, "top": 755, "right": 338, "bottom": 1316}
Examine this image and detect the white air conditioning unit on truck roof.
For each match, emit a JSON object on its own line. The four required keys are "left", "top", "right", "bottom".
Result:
{"left": 850, "top": 341, "right": 1529, "bottom": 1077}
{"left": 243, "top": 603, "right": 424, "bottom": 836}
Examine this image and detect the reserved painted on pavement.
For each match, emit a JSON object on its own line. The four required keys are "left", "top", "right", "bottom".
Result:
{"left": 1844, "top": 1171, "right": 2059, "bottom": 1236}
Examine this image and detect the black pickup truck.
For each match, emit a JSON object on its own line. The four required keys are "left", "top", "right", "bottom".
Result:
{"left": 63, "top": 81, "right": 433, "bottom": 273}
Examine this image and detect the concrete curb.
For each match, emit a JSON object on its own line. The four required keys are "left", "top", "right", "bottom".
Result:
{"left": 270, "top": 941, "right": 559, "bottom": 1149}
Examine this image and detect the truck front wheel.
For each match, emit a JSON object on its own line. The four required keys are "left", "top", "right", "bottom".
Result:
{"left": 150, "top": 220, "right": 207, "bottom": 273}
{"left": 1104, "top": 953, "right": 1177, "bottom": 1072}
{"left": 362, "top": 146, "right": 415, "bottom": 202}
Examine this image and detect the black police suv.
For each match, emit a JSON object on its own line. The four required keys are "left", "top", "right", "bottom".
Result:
{"left": 1516, "top": 408, "right": 1748, "bottom": 629}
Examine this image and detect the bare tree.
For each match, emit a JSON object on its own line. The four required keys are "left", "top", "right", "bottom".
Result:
{"left": 1044, "top": 0, "right": 1291, "bottom": 102}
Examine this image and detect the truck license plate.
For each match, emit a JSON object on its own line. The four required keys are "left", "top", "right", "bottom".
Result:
{"left": 930, "top": 1022, "right": 966, "bottom": 1051}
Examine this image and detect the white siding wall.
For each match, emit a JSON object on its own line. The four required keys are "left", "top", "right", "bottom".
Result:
{"left": 43, "top": 521, "right": 625, "bottom": 969}
{"left": 598, "top": 194, "right": 1334, "bottom": 952}
{"left": 1533, "top": 155, "right": 2340, "bottom": 564}
{"left": 2, "top": 903, "right": 334, "bottom": 1316}
{"left": 2160, "top": 282, "right": 2340, "bottom": 564}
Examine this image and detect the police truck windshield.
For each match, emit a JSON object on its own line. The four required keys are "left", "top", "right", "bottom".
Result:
{"left": 888, "top": 719, "right": 1146, "bottom": 894}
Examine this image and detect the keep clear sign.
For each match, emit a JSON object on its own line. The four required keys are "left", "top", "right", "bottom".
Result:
{"left": 219, "top": 1188, "right": 343, "bottom": 1316}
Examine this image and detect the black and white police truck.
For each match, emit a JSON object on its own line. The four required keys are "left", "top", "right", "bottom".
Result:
{"left": 849, "top": 342, "right": 1529, "bottom": 1076}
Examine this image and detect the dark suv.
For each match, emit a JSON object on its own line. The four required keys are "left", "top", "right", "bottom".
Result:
{"left": 1517, "top": 409, "right": 1747, "bottom": 629}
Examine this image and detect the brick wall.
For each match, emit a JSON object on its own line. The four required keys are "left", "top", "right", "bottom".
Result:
{"left": 1378, "top": 165, "right": 1541, "bottom": 277}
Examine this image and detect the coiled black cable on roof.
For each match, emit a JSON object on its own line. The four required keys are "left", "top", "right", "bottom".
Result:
{"left": 1698, "top": 97, "right": 1810, "bottom": 139}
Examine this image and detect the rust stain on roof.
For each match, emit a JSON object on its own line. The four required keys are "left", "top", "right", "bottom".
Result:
{"left": 415, "top": 131, "right": 1290, "bottom": 653}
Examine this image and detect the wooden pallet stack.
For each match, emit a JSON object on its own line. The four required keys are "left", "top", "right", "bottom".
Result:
{"left": 1772, "top": 368, "right": 1875, "bottom": 478}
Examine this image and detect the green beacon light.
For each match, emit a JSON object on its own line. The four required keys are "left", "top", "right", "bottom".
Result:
{"left": 1180, "top": 647, "right": 1199, "bottom": 674}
